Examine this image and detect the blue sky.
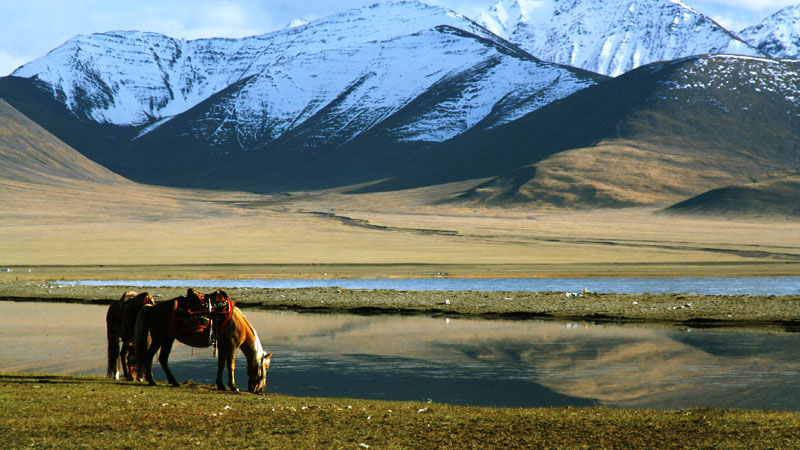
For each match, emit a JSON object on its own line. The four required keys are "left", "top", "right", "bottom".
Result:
{"left": 1, "top": 0, "right": 796, "bottom": 76}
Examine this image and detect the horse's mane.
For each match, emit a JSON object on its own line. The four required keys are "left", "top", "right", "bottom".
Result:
{"left": 235, "top": 307, "right": 266, "bottom": 361}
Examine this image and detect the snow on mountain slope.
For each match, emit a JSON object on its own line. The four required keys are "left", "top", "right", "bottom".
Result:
{"left": 739, "top": 4, "right": 800, "bottom": 59}
{"left": 11, "top": 1, "right": 601, "bottom": 150}
{"left": 477, "top": 0, "right": 763, "bottom": 76}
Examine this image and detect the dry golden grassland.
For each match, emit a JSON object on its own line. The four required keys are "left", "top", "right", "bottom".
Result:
{"left": 2, "top": 176, "right": 799, "bottom": 279}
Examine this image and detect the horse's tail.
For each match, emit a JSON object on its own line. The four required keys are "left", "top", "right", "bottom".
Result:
{"left": 134, "top": 303, "right": 153, "bottom": 382}
{"left": 107, "top": 335, "right": 121, "bottom": 379}
{"left": 106, "top": 302, "right": 122, "bottom": 379}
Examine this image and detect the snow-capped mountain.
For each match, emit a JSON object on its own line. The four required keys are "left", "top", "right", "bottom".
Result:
{"left": 739, "top": 4, "right": 800, "bottom": 59}
{"left": 477, "top": 0, "right": 763, "bottom": 76}
{"left": 11, "top": 0, "right": 600, "bottom": 154}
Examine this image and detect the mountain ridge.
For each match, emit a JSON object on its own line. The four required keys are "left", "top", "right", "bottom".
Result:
{"left": 12, "top": 1, "right": 574, "bottom": 134}
{"left": 477, "top": 0, "right": 763, "bottom": 76}
{"left": 2, "top": 0, "right": 604, "bottom": 189}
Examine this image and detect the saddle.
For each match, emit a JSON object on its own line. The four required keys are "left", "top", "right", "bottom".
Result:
{"left": 168, "top": 289, "right": 234, "bottom": 339}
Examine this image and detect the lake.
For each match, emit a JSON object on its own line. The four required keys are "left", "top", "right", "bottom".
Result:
{"left": 2, "top": 301, "right": 798, "bottom": 410}
{"left": 65, "top": 276, "right": 800, "bottom": 295}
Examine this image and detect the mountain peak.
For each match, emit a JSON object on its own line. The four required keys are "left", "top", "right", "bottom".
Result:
{"left": 285, "top": 19, "right": 310, "bottom": 29}
{"left": 739, "top": 4, "right": 800, "bottom": 59}
{"left": 478, "top": 0, "right": 762, "bottom": 76}
{"left": 666, "top": 0, "right": 698, "bottom": 14}
{"left": 478, "top": 0, "right": 546, "bottom": 39}
{"left": 10, "top": 0, "right": 508, "bottom": 127}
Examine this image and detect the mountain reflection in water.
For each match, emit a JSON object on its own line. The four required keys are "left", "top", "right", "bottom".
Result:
{"left": 2, "top": 302, "right": 798, "bottom": 410}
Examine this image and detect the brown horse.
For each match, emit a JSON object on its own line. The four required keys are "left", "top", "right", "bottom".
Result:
{"left": 134, "top": 289, "right": 272, "bottom": 393}
{"left": 106, "top": 291, "right": 155, "bottom": 380}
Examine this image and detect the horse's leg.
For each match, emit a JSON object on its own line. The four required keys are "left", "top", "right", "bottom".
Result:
{"left": 142, "top": 338, "right": 160, "bottom": 386}
{"left": 216, "top": 338, "right": 239, "bottom": 393}
{"left": 120, "top": 342, "right": 132, "bottom": 381}
{"left": 227, "top": 346, "right": 239, "bottom": 393}
{"left": 157, "top": 337, "right": 180, "bottom": 387}
{"left": 216, "top": 347, "right": 227, "bottom": 391}
{"left": 135, "top": 305, "right": 154, "bottom": 385}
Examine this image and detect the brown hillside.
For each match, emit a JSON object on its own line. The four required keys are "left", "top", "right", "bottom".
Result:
{"left": 0, "top": 99, "right": 126, "bottom": 186}
{"left": 444, "top": 56, "right": 800, "bottom": 209}
{"left": 0, "top": 99, "right": 195, "bottom": 224}
{"left": 453, "top": 141, "right": 745, "bottom": 208}
{"left": 664, "top": 176, "right": 800, "bottom": 217}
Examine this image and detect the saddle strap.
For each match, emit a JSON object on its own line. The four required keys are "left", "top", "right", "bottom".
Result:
{"left": 207, "top": 298, "right": 214, "bottom": 347}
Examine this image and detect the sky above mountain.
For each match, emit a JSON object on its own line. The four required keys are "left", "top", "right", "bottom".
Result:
{"left": 1, "top": 0, "right": 797, "bottom": 76}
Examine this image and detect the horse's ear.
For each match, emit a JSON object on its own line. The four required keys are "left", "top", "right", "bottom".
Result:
{"left": 264, "top": 352, "right": 273, "bottom": 363}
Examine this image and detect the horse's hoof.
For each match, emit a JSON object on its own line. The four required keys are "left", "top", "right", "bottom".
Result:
{"left": 232, "top": 387, "right": 240, "bottom": 394}
{"left": 216, "top": 384, "right": 226, "bottom": 391}
{"left": 148, "top": 381, "right": 156, "bottom": 386}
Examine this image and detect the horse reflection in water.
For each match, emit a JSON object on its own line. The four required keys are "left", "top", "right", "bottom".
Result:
{"left": 135, "top": 289, "right": 272, "bottom": 393}
{"left": 106, "top": 291, "right": 155, "bottom": 380}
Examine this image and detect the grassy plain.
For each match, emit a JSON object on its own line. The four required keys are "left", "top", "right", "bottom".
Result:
{"left": 2, "top": 373, "right": 799, "bottom": 450}
{"left": 2, "top": 177, "right": 799, "bottom": 277}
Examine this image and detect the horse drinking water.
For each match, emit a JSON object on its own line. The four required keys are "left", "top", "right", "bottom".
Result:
{"left": 134, "top": 289, "right": 272, "bottom": 393}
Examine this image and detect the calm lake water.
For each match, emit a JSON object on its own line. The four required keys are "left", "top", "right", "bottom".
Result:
{"left": 2, "top": 301, "right": 798, "bottom": 410}
{"left": 67, "top": 276, "right": 800, "bottom": 295}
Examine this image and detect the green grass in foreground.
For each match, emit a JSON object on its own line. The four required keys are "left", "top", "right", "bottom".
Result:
{"left": 1, "top": 374, "right": 799, "bottom": 449}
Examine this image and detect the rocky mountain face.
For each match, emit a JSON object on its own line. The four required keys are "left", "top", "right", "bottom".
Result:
{"left": 739, "top": 4, "right": 800, "bottom": 59}
{"left": 477, "top": 0, "right": 762, "bottom": 76}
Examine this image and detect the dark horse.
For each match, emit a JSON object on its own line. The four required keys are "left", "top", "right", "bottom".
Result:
{"left": 106, "top": 291, "right": 155, "bottom": 380}
{"left": 134, "top": 289, "right": 272, "bottom": 393}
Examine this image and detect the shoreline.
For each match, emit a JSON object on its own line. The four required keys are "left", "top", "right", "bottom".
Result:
{"left": 2, "top": 281, "right": 798, "bottom": 330}
{"left": 2, "top": 261, "right": 800, "bottom": 281}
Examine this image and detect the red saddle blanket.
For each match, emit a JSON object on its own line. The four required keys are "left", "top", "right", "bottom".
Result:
{"left": 168, "top": 290, "right": 233, "bottom": 338}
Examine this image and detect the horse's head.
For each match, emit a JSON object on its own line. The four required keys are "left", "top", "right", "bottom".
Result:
{"left": 247, "top": 351, "right": 272, "bottom": 394}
